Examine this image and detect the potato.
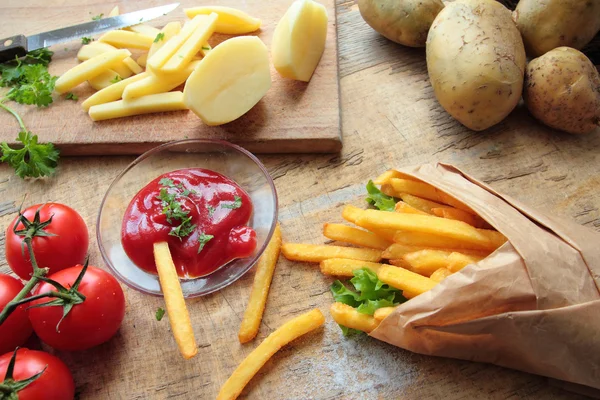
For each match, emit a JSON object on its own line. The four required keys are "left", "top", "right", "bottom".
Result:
{"left": 426, "top": 0, "right": 526, "bottom": 131}
{"left": 358, "top": 0, "right": 444, "bottom": 47}
{"left": 524, "top": 47, "right": 600, "bottom": 135}
{"left": 514, "top": 0, "right": 600, "bottom": 58}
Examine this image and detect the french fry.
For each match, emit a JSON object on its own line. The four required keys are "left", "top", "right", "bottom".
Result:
{"left": 432, "top": 207, "right": 487, "bottom": 228}
{"left": 238, "top": 224, "right": 282, "bottom": 344}
{"left": 330, "top": 303, "right": 379, "bottom": 333}
{"left": 373, "top": 169, "right": 420, "bottom": 185}
{"left": 153, "top": 242, "right": 197, "bottom": 359}
{"left": 388, "top": 258, "right": 412, "bottom": 269}
{"left": 281, "top": 243, "right": 382, "bottom": 263}
{"left": 402, "top": 249, "right": 484, "bottom": 277}
{"left": 437, "top": 191, "right": 477, "bottom": 214}
{"left": 393, "top": 230, "right": 499, "bottom": 251}
{"left": 380, "top": 184, "right": 399, "bottom": 198}
{"left": 430, "top": 268, "right": 452, "bottom": 282}
{"left": 217, "top": 309, "right": 324, "bottom": 400}
{"left": 394, "top": 201, "right": 429, "bottom": 215}
{"left": 373, "top": 306, "right": 397, "bottom": 321}
{"left": 382, "top": 243, "right": 428, "bottom": 259}
{"left": 398, "top": 193, "right": 448, "bottom": 214}
{"left": 319, "top": 258, "right": 385, "bottom": 277}
{"left": 446, "top": 252, "right": 483, "bottom": 272}
{"left": 401, "top": 289, "right": 420, "bottom": 299}
{"left": 390, "top": 178, "right": 442, "bottom": 202}
{"left": 342, "top": 205, "right": 397, "bottom": 241}
{"left": 377, "top": 265, "right": 438, "bottom": 296}
{"left": 358, "top": 210, "right": 493, "bottom": 249}
{"left": 323, "top": 223, "right": 392, "bottom": 250}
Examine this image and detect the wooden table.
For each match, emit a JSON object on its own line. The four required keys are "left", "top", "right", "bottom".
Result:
{"left": 1, "top": 1, "right": 599, "bottom": 399}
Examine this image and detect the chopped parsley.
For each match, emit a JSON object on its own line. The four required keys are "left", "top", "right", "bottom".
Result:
{"left": 201, "top": 46, "right": 210, "bottom": 51}
{"left": 207, "top": 205, "right": 216, "bottom": 217}
{"left": 197, "top": 233, "right": 214, "bottom": 253}
{"left": 81, "top": 37, "right": 93, "bottom": 45}
{"left": 221, "top": 196, "right": 242, "bottom": 210}
{"left": 154, "top": 32, "right": 165, "bottom": 43}
{"left": 109, "top": 75, "right": 123, "bottom": 84}
{"left": 65, "top": 92, "right": 78, "bottom": 101}
{"left": 91, "top": 13, "right": 103, "bottom": 21}
{"left": 155, "top": 307, "right": 165, "bottom": 321}
{"left": 156, "top": 179, "right": 197, "bottom": 239}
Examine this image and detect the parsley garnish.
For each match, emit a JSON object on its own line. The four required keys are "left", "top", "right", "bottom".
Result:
{"left": 207, "top": 205, "right": 216, "bottom": 217}
{"left": 156, "top": 180, "right": 197, "bottom": 239}
{"left": 197, "top": 233, "right": 214, "bottom": 253}
{"left": 65, "top": 92, "right": 78, "bottom": 101}
{"left": 91, "top": 13, "right": 103, "bottom": 21}
{"left": 0, "top": 48, "right": 59, "bottom": 178}
{"left": 154, "top": 33, "right": 165, "bottom": 43}
{"left": 155, "top": 307, "right": 165, "bottom": 321}
{"left": 221, "top": 196, "right": 242, "bottom": 209}
{"left": 81, "top": 37, "right": 93, "bottom": 44}
{"left": 109, "top": 75, "right": 123, "bottom": 84}
{"left": 201, "top": 46, "right": 210, "bottom": 51}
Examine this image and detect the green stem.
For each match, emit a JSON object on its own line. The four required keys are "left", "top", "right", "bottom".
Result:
{"left": 0, "top": 383, "right": 11, "bottom": 392}
{"left": 0, "top": 99, "right": 27, "bottom": 132}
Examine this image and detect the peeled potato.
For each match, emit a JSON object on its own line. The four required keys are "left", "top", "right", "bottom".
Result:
{"left": 183, "top": 36, "right": 271, "bottom": 126}
{"left": 184, "top": 6, "right": 261, "bottom": 34}
{"left": 272, "top": 0, "right": 328, "bottom": 82}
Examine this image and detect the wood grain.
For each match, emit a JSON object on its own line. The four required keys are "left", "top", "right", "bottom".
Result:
{"left": 0, "top": 0, "right": 341, "bottom": 155}
{"left": 0, "top": 0, "right": 598, "bottom": 399}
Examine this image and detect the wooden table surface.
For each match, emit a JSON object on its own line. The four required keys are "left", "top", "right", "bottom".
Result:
{"left": 1, "top": 1, "right": 599, "bottom": 399}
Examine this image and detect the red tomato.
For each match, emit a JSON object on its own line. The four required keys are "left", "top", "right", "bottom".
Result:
{"left": 0, "top": 348, "right": 74, "bottom": 400}
{"left": 5, "top": 203, "right": 89, "bottom": 280}
{"left": 0, "top": 274, "right": 33, "bottom": 354}
{"left": 28, "top": 265, "right": 126, "bottom": 351}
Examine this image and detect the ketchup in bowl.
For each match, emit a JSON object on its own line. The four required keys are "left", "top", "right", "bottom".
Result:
{"left": 121, "top": 168, "right": 257, "bottom": 278}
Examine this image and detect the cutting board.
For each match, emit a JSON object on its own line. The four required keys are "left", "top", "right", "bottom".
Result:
{"left": 0, "top": 0, "right": 341, "bottom": 155}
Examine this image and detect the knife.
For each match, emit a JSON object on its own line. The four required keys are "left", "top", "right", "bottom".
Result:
{"left": 0, "top": 3, "right": 179, "bottom": 63}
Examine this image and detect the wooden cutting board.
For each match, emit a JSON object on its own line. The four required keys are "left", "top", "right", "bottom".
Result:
{"left": 0, "top": 0, "right": 341, "bottom": 155}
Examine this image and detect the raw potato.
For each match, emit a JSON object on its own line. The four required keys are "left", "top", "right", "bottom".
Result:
{"left": 82, "top": 73, "right": 149, "bottom": 111}
{"left": 77, "top": 43, "right": 133, "bottom": 78}
{"left": 514, "top": 0, "right": 600, "bottom": 58}
{"left": 147, "top": 16, "right": 206, "bottom": 71}
{"left": 358, "top": 0, "right": 444, "bottom": 47}
{"left": 524, "top": 47, "right": 600, "bottom": 135}
{"left": 184, "top": 6, "right": 261, "bottom": 34}
{"left": 148, "top": 21, "right": 182, "bottom": 59}
{"left": 183, "top": 36, "right": 271, "bottom": 126}
{"left": 123, "top": 60, "right": 200, "bottom": 100}
{"left": 88, "top": 91, "right": 188, "bottom": 121}
{"left": 99, "top": 30, "right": 154, "bottom": 50}
{"left": 271, "top": 0, "right": 328, "bottom": 82}
{"left": 426, "top": 0, "right": 526, "bottom": 131}
{"left": 88, "top": 69, "right": 122, "bottom": 91}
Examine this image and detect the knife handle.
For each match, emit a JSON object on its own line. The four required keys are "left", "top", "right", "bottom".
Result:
{"left": 0, "top": 35, "right": 28, "bottom": 63}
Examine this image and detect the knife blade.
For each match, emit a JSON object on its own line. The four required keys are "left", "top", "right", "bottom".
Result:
{"left": 0, "top": 3, "right": 179, "bottom": 63}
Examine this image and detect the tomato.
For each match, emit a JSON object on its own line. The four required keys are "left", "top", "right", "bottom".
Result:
{"left": 0, "top": 348, "right": 74, "bottom": 400}
{"left": 28, "top": 265, "right": 126, "bottom": 351}
{"left": 5, "top": 203, "right": 89, "bottom": 280}
{"left": 0, "top": 274, "right": 33, "bottom": 354}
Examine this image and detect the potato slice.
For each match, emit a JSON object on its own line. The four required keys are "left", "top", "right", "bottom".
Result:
{"left": 137, "top": 53, "right": 148, "bottom": 68}
{"left": 55, "top": 49, "right": 131, "bottom": 93}
{"left": 147, "top": 16, "right": 206, "bottom": 70}
{"left": 122, "top": 57, "right": 143, "bottom": 74}
{"left": 99, "top": 30, "right": 154, "bottom": 50}
{"left": 123, "top": 60, "right": 200, "bottom": 100}
{"left": 184, "top": 6, "right": 261, "bottom": 34}
{"left": 88, "top": 69, "right": 122, "bottom": 91}
{"left": 82, "top": 72, "right": 149, "bottom": 111}
{"left": 108, "top": 6, "right": 119, "bottom": 17}
{"left": 77, "top": 43, "right": 133, "bottom": 78}
{"left": 88, "top": 91, "right": 188, "bottom": 121}
{"left": 272, "top": 0, "right": 328, "bottom": 82}
{"left": 148, "top": 21, "right": 182, "bottom": 59}
{"left": 126, "top": 24, "right": 161, "bottom": 38}
{"left": 183, "top": 36, "right": 271, "bottom": 126}
{"left": 161, "top": 13, "right": 217, "bottom": 73}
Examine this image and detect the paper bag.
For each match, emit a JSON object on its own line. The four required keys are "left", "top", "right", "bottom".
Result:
{"left": 370, "top": 163, "right": 600, "bottom": 390}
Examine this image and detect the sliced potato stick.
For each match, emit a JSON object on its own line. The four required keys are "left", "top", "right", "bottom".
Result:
{"left": 76, "top": 42, "right": 134, "bottom": 78}
{"left": 148, "top": 15, "right": 205, "bottom": 70}
{"left": 99, "top": 30, "right": 154, "bottom": 50}
{"left": 402, "top": 249, "right": 484, "bottom": 277}
{"left": 281, "top": 243, "right": 382, "bottom": 263}
{"left": 373, "top": 306, "right": 397, "bottom": 321}
{"left": 184, "top": 6, "right": 261, "bottom": 35}
{"left": 123, "top": 56, "right": 143, "bottom": 74}
{"left": 430, "top": 268, "right": 453, "bottom": 282}
{"left": 137, "top": 52, "right": 148, "bottom": 67}
{"left": 446, "top": 252, "right": 483, "bottom": 272}
{"left": 323, "top": 223, "right": 392, "bottom": 250}
{"left": 153, "top": 242, "right": 197, "bottom": 359}
{"left": 123, "top": 60, "right": 200, "bottom": 100}
{"left": 319, "top": 258, "right": 386, "bottom": 277}
{"left": 88, "top": 91, "right": 188, "bottom": 121}
{"left": 358, "top": 210, "right": 493, "bottom": 249}
{"left": 126, "top": 24, "right": 161, "bottom": 37}
{"left": 238, "top": 224, "right": 282, "bottom": 344}
{"left": 395, "top": 201, "right": 429, "bottom": 215}
{"left": 82, "top": 72, "right": 149, "bottom": 111}
{"left": 88, "top": 69, "right": 122, "bottom": 91}
{"left": 330, "top": 303, "right": 379, "bottom": 333}
{"left": 217, "top": 309, "right": 324, "bottom": 400}
{"left": 377, "top": 265, "right": 438, "bottom": 295}
{"left": 398, "top": 193, "right": 448, "bottom": 214}
{"left": 390, "top": 178, "right": 442, "bottom": 202}
{"left": 148, "top": 21, "right": 182, "bottom": 59}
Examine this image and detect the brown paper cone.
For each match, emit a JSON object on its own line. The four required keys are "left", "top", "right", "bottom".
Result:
{"left": 370, "top": 163, "right": 600, "bottom": 389}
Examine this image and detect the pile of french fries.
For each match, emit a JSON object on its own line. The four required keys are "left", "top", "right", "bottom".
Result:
{"left": 282, "top": 169, "right": 508, "bottom": 333}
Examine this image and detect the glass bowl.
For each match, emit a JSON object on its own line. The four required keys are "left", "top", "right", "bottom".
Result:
{"left": 97, "top": 139, "right": 278, "bottom": 298}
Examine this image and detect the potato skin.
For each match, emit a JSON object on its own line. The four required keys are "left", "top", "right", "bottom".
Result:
{"left": 524, "top": 47, "right": 600, "bottom": 135}
{"left": 358, "top": 0, "right": 444, "bottom": 47}
{"left": 514, "top": 0, "right": 600, "bottom": 58}
{"left": 426, "top": 0, "right": 526, "bottom": 131}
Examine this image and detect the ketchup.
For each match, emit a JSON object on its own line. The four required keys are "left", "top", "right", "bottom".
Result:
{"left": 121, "top": 168, "right": 257, "bottom": 278}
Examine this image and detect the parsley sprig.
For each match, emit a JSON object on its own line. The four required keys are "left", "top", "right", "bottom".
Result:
{"left": 156, "top": 178, "right": 198, "bottom": 240}
{"left": 154, "top": 33, "right": 165, "bottom": 43}
{"left": 0, "top": 49, "right": 59, "bottom": 178}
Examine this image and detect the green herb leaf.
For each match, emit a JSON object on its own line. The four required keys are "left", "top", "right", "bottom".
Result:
{"left": 221, "top": 195, "right": 242, "bottom": 209}
{"left": 156, "top": 180, "right": 198, "bottom": 239}
{"left": 91, "top": 13, "right": 103, "bottom": 21}
{"left": 0, "top": 131, "right": 59, "bottom": 178}
{"left": 197, "top": 233, "right": 214, "bottom": 253}
{"left": 81, "top": 37, "right": 93, "bottom": 44}
{"left": 159, "top": 177, "right": 175, "bottom": 187}
{"left": 207, "top": 205, "right": 216, "bottom": 217}
{"left": 156, "top": 307, "right": 165, "bottom": 321}
{"left": 365, "top": 180, "right": 397, "bottom": 211}
{"left": 109, "top": 75, "right": 123, "bottom": 84}
{"left": 201, "top": 46, "right": 210, "bottom": 51}
{"left": 154, "top": 32, "right": 165, "bottom": 43}
{"left": 339, "top": 325, "right": 363, "bottom": 337}
{"left": 4, "top": 64, "right": 57, "bottom": 107}
{"left": 65, "top": 92, "right": 78, "bottom": 101}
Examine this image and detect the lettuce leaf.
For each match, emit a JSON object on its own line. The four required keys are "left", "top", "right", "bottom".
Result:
{"left": 365, "top": 180, "right": 397, "bottom": 211}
